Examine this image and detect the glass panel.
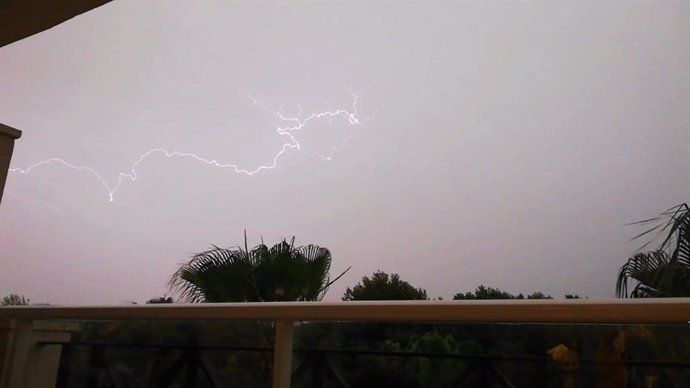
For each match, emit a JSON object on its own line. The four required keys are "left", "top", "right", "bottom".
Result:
{"left": 292, "top": 322, "right": 690, "bottom": 388}
{"left": 50, "top": 320, "right": 273, "bottom": 388}
{"left": 44, "top": 319, "right": 690, "bottom": 388}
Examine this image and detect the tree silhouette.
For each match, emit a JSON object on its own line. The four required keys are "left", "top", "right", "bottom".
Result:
{"left": 343, "top": 271, "right": 428, "bottom": 301}
{"left": 1, "top": 294, "right": 29, "bottom": 306}
{"left": 454, "top": 285, "right": 522, "bottom": 300}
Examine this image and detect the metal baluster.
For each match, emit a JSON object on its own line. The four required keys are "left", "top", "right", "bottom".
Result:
{"left": 85, "top": 345, "right": 104, "bottom": 388}
{"left": 199, "top": 351, "right": 224, "bottom": 388}
{"left": 54, "top": 343, "right": 73, "bottom": 388}
{"left": 184, "top": 348, "right": 199, "bottom": 388}
{"left": 310, "top": 351, "right": 323, "bottom": 388}
{"left": 155, "top": 349, "right": 189, "bottom": 388}
{"left": 325, "top": 354, "right": 350, "bottom": 388}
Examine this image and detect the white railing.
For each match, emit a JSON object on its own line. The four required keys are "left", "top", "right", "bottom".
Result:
{"left": 1, "top": 298, "right": 690, "bottom": 388}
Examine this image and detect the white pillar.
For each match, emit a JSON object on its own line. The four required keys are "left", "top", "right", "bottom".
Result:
{"left": 0, "top": 123, "right": 22, "bottom": 206}
{"left": 0, "top": 319, "right": 79, "bottom": 388}
{"left": 272, "top": 320, "right": 294, "bottom": 388}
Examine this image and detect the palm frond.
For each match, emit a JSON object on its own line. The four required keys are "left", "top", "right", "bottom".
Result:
{"left": 619, "top": 203, "right": 690, "bottom": 298}
{"left": 627, "top": 216, "right": 663, "bottom": 226}
{"left": 629, "top": 204, "right": 689, "bottom": 252}
{"left": 169, "top": 247, "right": 255, "bottom": 302}
{"left": 170, "top": 235, "right": 343, "bottom": 302}
{"left": 317, "top": 266, "right": 352, "bottom": 299}
{"left": 298, "top": 245, "right": 333, "bottom": 300}
{"left": 616, "top": 252, "right": 669, "bottom": 298}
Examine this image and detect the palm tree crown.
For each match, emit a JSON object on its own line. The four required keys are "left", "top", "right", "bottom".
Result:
{"left": 616, "top": 203, "right": 690, "bottom": 297}
{"left": 170, "top": 235, "right": 349, "bottom": 303}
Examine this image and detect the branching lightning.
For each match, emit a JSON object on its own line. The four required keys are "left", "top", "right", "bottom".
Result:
{"left": 9, "top": 90, "right": 363, "bottom": 202}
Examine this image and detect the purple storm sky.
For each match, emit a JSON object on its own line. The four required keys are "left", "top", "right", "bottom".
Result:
{"left": 1, "top": 1, "right": 688, "bottom": 304}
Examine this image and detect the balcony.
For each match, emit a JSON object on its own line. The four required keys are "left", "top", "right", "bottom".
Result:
{"left": 1, "top": 299, "right": 689, "bottom": 388}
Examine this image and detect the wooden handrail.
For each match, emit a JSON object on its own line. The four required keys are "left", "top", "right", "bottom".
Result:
{"left": 1, "top": 299, "right": 689, "bottom": 324}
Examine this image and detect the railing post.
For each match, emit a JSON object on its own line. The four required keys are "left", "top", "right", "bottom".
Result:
{"left": 0, "top": 320, "right": 16, "bottom": 388}
{"left": 310, "top": 351, "right": 323, "bottom": 388}
{"left": 272, "top": 320, "right": 294, "bottom": 388}
{"left": 0, "top": 123, "right": 22, "bottom": 205}
{"left": 0, "top": 319, "right": 29, "bottom": 388}
{"left": 0, "top": 319, "right": 79, "bottom": 388}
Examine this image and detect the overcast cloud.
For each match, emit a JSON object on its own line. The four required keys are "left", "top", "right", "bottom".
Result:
{"left": 1, "top": 1, "right": 688, "bottom": 304}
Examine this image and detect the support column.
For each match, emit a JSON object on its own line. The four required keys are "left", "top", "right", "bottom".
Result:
{"left": 0, "top": 319, "right": 79, "bottom": 388}
{"left": 0, "top": 123, "right": 22, "bottom": 205}
{"left": 272, "top": 320, "right": 294, "bottom": 388}
{"left": 0, "top": 320, "right": 16, "bottom": 388}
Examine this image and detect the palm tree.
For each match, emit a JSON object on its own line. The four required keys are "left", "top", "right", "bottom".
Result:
{"left": 170, "top": 233, "right": 349, "bottom": 302}
{"left": 616, "top": 203, "right": 690, "bottom": 297}
{"left": 170, "top": 235, "right": 350, "bottom": 383}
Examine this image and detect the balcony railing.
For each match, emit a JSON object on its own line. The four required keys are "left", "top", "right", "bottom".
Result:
{"left": 1, "top": 299, "right": 690, "bottom": 388}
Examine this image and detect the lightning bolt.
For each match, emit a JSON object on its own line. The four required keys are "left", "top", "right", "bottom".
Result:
{"left": 313, "top": 134, "right": 354, "bottom": 161}
{"left": 9, "top": 90, "right": 362, "bottom": 202}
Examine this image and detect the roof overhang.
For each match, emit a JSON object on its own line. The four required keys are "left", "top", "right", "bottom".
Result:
{"left": 1, "top": 0, "right": 113, "bottom": 48}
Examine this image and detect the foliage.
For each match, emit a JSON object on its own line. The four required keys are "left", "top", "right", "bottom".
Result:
{"left": 453, "top": 285, "right": 520, "bottom": 300}
{"left": 617, "top": 203, "right": 690, "bottom": 297}
{"left": 456, "top": 286, "right": 523, "bottom": 300}
{"left": 170, "top": 234, "right": 349, "bottom": 302}
{"left": 1, "top": 294, "right": 29, "bottom": 306}
{"left": 453, "top": 286, "right": 558, "bottom": 300}
{"left": 72, "top": 320, "right": 270, "bottom": 387}
{"left": 145, "top": 296, "right": 174, "bottom": 304}
{"left": 342, "top": 270, "right": 428, "bottom": 301}
{"left": 403, "top": 332, "right": 473, "bottom": 387}
{"left": 526, "top": 291, "right": 553, "bottom": 299}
